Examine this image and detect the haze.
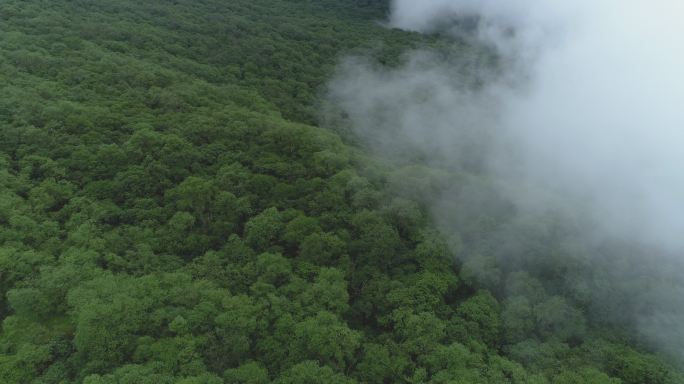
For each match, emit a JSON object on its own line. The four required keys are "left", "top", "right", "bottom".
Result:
{"left": 329, "top": 0, "right": 684, "bottom": 362}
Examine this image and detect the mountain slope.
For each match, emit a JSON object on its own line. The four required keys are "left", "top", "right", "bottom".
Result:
{"left": 0, "top": 0, "right": 681, "bottom": 383}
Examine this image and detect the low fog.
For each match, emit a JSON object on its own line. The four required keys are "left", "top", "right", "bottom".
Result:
{"left": 328, "top": 0, "right": 684, "bottom": 363}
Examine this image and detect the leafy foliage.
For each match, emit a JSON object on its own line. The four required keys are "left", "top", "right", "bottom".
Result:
{"left": 0, "top": 0, "right": 682, "bottom": 383}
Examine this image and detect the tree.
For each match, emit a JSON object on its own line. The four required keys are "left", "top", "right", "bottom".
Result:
{"left": 456, "top": 290, "right": 502, "bottom": 348}
{"left": 290, "top": 311, "right": 361, "bottom": 370}
{"left": 273, "top": 361, "right": 356, "bottom": 384}
{"left": 244, "top": 208, "right": 284, "bottom": 252}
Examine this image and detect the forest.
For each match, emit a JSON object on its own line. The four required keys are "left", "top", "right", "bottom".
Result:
{"left": 0, "top": 0, "right": 683, "bottom": 383}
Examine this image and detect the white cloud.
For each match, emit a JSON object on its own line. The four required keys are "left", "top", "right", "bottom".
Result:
{"left": 328, "top": 0, "right": 684, "bottom": 360}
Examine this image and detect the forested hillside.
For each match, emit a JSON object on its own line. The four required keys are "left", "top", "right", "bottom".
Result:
{"left": 0, "top": 0, "right": 682, "bottom": 383}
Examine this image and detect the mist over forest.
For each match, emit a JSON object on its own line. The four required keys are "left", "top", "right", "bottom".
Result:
{"left": 329, "top": 0, "right": 684, "bottom": 364}
{"left": 1, "top": 0, "right": 683, "bottom": 383}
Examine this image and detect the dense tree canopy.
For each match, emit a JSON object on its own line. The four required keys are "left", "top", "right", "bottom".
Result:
{"left": 0, "top": 0, "right": 682, "bottom": 383}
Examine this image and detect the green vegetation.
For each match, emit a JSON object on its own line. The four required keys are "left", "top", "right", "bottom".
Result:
{"left": 0, "top": 0, "right": 682, "bottom": 383}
